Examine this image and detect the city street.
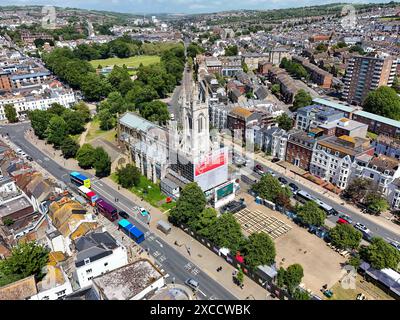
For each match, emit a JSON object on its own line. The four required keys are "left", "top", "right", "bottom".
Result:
{"left": 0, "top": 122, "right": 237, "bottom": 300}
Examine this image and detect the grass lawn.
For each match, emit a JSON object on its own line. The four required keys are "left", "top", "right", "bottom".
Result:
{"left": 111, "top": 173, "right": 175, "bottom": 212}
{"left": 85, "top": 117, "right": 116, "bottom": 144}
{"left": 327, "top": 274, "right": 393, "bottom": 300}
{"left": 89, "top": 55, "right": 160, "bottom": 69}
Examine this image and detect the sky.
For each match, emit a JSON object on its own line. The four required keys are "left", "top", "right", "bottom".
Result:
{"left": 0, "top": 0, "right": 394, "bottom": 14}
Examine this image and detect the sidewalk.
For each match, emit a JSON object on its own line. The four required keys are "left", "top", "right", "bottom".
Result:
{"left": 224, "top": 138, "right": 400, "bottom": 236}
{"left": 103, "top": 177, "right": 270, "bottom": 300}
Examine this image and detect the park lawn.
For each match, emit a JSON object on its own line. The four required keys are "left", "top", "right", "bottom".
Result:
{"left": 89, "top": 55, "right": 160, "bottom": 69}
{"left": 111, "top": 173, "right": 175, "bottom": 213}
{"left": 328, "top": 274, "right": 393, "bottom": 300}
{"left": 84, "top": 117, "right": 116, "bottom": 143}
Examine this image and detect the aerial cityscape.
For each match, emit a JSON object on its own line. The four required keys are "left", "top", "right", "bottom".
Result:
{"left": 0, "top": 1, "right": 399, "bottom": 306}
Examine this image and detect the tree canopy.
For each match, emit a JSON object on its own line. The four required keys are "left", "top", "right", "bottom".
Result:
{"left": 169, "top": 182, "right": 206, "bottom": 225}
{"left": 276, "top": 113, "right": 293, "bottom": 131}
{"left": 292, "top": 89, "right": 313, "bottom": 111}
{"left": 296, "top": 201, "right": 326, "bottom": 226}
{"left": 252, "top": 174, "right": 292, "bottom": 203}
{"left": 93, "top": 147, "right": 111, "bottom": 178}
{"left": 277, "top": 264, "right": 304, "bottom": 294}
{"left": 362, "top": 86, "right": 400, "bottom": 120}
{"left": 243, "top": 233, "right": 276, "bottom": 269}
{"left": 0, "top": 242, "right": 49, "bottom": 287}
{"left": 76, "top": 143, "right": 96, "bottom": 169}
{"left": 328, "top": 224, "right": 362, "bottom": 250}
{"left": 4, "top": 104, "right": 18, "bottom": 123}
{"left": 116, "top": 164, "right": 141, "bottom": 189}
{"left": 60, "top": 136, "right": 79, "bottom": 159}
{"left": 360, "top": 237, "right": 400, "bottom": 270}
{"left": 45, "top": 116, "right": 68, "bottom": 148}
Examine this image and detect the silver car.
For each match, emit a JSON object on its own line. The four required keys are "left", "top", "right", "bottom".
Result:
{"left": 354, "top": 223, "right": 370, "bottom": 234}
{"left": 185, "top": 278, "right": 199, "bottom": 291}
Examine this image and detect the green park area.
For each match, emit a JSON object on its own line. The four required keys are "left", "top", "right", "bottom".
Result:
{"left": 89, "top": 55, "right": 160, "bottom": 70}
{"left": 84, "top": 117, "right": 116, "bottom": 144}
{"left": 111, "top": 173, "right": 175, "bottom": 212}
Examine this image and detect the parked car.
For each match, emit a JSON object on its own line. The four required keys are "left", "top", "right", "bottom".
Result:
{"left": 271, "top": 158, "right": 280, "bottom": 163}
{"left": 26, "top": 156, "right": 33, "bottom": 161}
{"left": 267, "top": 169, "right": 276, "bottom": 177}
{"left": 233, "top": 156, "right": 247, "bottom": 167}
{"left": 253, "top": 164, "right": 264, "bottom": 175}
{"left": 354, "top": 223, "right": 370, "bottom": 234}
{"left": 119, "top": 211, "right": 129, "bottom": 219}
{"left": 185, "top": 278, "right": 199, "bottom": 291}
{"left": 337, "top": 218, "right": 349, "bottom": 225}
{"left": 220, "top": 201, "right": 246, "bottom": 214}
{"left": 288, "top": 183, "right": 299, "bottom": 193}
{"left": 390, "top": 241, "right": 400, "bottom": 251}
{"left": 339, "top": 213, "right": 353, "bottom": 224}
{"left": 278, "top": 177, "right": 288, "bottom": 185}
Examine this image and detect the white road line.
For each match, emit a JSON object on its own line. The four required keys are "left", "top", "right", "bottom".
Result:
{"left": 155, "top": 240, "right": 164, "bottom": 248}
{"left": 197, "top": 289, "right": 207, "bottom": 297}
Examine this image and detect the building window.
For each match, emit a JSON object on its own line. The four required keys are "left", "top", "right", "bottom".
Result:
{"left": 369, "top": 173, "right": 374, "bottom": 179}
{"left": 56, "top": 290, "right": 66, "bottom": 297}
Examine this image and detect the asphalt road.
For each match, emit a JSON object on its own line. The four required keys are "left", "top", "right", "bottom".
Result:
{"left": 231, "top": 150, "right": 400, "bottom": 244}
{"left": 0, "top": 122, "right": 237, "bottom": 301}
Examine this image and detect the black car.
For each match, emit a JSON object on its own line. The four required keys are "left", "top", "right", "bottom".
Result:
{"left": 221, "top": 201, "right": 246, "bottom": 214}
{"left": 119, "top": 211, "right": 129, "bottom": 219}
{"left": 278, "top": 177, "right": 288, "bottom": 185}
{"left": 288, "top": 182, "right": 299, "bottom": 192}
{"left": 26, "top": 156, "right": 33, "bottom": 161}
{"left": 271, "top": 158, "right": 280, "bottom": 163}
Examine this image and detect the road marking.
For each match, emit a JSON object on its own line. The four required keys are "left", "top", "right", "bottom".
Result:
{"left": 145, "top": 231, "right": 151, "bottom": 237}
{"left": 148, "top": 235, "right": 155, "bottom": 241}
{"left": 184, "top": 262, "right": 192, "bottom": 271}
{"left": 191, "top": 268, "right": 200, "bottom": 276}
{"left": 152, "top": 250, "right": 160, "bottom": 257}
{"left": 209, "top": 295, "right": 217, "bottom": 300}
{"left": 159, "top": 255, "right": 166, "bottom": 262}
{"left": 197, "top": 289, "right": 207, "bottom": 297}
{"left": 155, "top": 240, "right": 164, "bottom": 248}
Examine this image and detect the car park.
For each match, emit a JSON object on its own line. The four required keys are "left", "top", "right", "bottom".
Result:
{"left": 119, "top": 211, "right": 129, "bottom": 219}
{"left": 185, "top": 278, "right": 199, "bottom": 291}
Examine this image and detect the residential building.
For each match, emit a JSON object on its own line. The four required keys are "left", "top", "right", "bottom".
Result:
{"left": 220, "top": 56, "right": 243, "bottom": 77}
{"left": 265, "top": 47, "right": 291, "bottom": 65}
{"left": 256, "top": 127, "right": 292, "bottom": 160}
{"left": 295, "top": 104, "right": 344, "bottom": 132}
{"left": 343, "top": 55, "right": 397, "bottom": 105}
{"left": 373, "top": 135, "right": 400, "bottom": 159}
{"left": 242, "top": 53, "right": 268, "bottom": 70}
{"left": 227, "top": 107, "right": 261, "bottom": 142}
{"left": 92, "top": 259, "right": 166, "bottom": 300}
{"left": 0, "top": 71, "right": 12, "bottom": 91}
{"left": 286, "top": 131, "right": 316, "bottom": 170}
{"left": 319, "top": 118, "right": 368, "bottom": 138}
{"left": 292, "top": 55, "right": 333, "bottom": 88}
{"left": 352, "top": 110, "right": 400, "bottom": 137}
{"left": 74, "top": 231, "right": 128, "bottom": 289}
{"left": 311, "top": 135, "right": 374, "bottom": 189}
{"left": 209, "top": 103, "right": 232, "bottom": 130}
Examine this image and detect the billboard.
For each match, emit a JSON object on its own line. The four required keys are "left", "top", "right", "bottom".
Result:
{"left": 216, "top": 181, "right": 234, "bottom": 201}
{"left": 194, "top": 148, "right": 228, "bottom": 191}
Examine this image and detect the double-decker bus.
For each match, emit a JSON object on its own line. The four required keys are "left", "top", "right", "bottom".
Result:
{"left": 118, "top": 219, "right": 145, "bottom": 244}
{"left": 295, "top": 190, "right": 336, "bottom": 216}
{"left": 95, "top": 198, "right": 118, "bottom": 221}
{"left": 77, "top": 185, "right": 99, "bottom": 206}
{"left": 70, "top": 172, "right": 91, "bottom": 188}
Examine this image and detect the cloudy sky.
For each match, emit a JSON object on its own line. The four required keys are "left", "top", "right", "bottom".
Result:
{"left": 0, "top": 0, "right": 393, "bottom": 14}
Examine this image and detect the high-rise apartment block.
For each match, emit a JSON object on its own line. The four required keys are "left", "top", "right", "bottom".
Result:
{"left": 343, "top": 55, "right": 397, "bottom": 105}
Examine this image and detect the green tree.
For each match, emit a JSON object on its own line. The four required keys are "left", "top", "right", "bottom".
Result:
{"left": 187, "top": 42, "right": 205, "bottom": 59}
{"left": 243, "top": 233, "right": 276, "bottom": 269}
{"left": 329, "top": 224, "right": 362, "bottom": 250}
{"left": 364, "top": 192, "right": 389, "bottom": 215}
{"left": 207, "top": 214, "right": 245, "bottom": 253}
{"left": 0, "top": 242, "right": 49, "bottom": 287}
{"left": 3, "top": 218, "right": 14, "bottom": 226}
{"left": 252, "top": 174, "right": 292, "bottom": 203}
{"left": 277, "top": 264, "right": 304, "bottom": 294}
{"left": 360, "top": 237, "right": 400, "bottom": 270}
{"left": 225, "top": 45, "right": 238, "bottom": 56}
{"left": 28, "top": 110, "right": 53, "bottom": 139}
{"left": 47, "top": 103, "right": 66, "bottom": 116}
{"left": 72, "top": 101, "right": 91, "bottom": 122}
{"left": 189, "top": 207, "right": 218, "bottom": 238}
{"left": 98, "top": 109, "right": 116, "bottom": 130}
{"left": 76, "top": 143, "right": 96, "bottom": 169}
{"left": 4, "top": 104, "right": 18, "bottom": 123}
{"left": 45, "top": 116, "right": 68, "bottom": 148}
{"left": 116, "top": 164, "right": 141, "bottom": 188}
{"left": 362, "top": 86, "right": 400, "bottom": 120}
{"left": 242, "top": 62, "right": 249, "bottom": 73}
{"left": 392, "top": 75, "right": 400, "bottom": 94}
{"left": 62, "top": 109, "right": 85, "bottom": 135}
{"left": 60, "top": 136, "right": 79, "bottom": 159}
{"left": 276, "top": 113, "right": 293, "bottom": 131}
{"left": 343, "top": 178, "right": 372, "bottom": 203}
{"left": 297, "top": 201, "right": 326, "bottom": 226}
{"left": 169, "top": 182, "right": 206, "bottom": 225}
{"left": 292, "top": 89, "right": 313, "bottom": 111}
{"left": 140, "top": 100, "right": 170, "bottom": 124}
{"left": 348, "top": 254, "right": 361, "bottom": 269}
{"left": 108, "top": 65, "right": 131, "bottom": 90}
{"left": 236, "top": 268, "right": 244, "bottom": 285}
{"left": 271, "top": 84, "right": 280, "bottom": 95}
{"left": 93, "top": 147, "right": 111, "bottom": 178}
{"left": 292, "top": 288, "right": 311, "bottom": 300}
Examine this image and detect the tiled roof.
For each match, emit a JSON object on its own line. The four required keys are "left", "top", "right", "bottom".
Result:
{"left": 230, "top": 106, "right": 253, "bottom": 118}
{"left": 0, "top": 276, "right": 37, "bottom": 300}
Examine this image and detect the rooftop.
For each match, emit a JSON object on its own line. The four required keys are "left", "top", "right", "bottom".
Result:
{"left": 92, "top": 259, "right": 164, "bottom": 300}
{"left": 0, "top": 195, "right": 33, "bottom": 218}
{"left": 119, "top": 112, "right": 163, "bottom": 133}
{"left": 354, "top": 110, "right": 400, "bottom": 129}
{"left": 312, "top": 98, "right": 356, "bottom": 114}
{"left": 368, "top": 155, "right": 399, "bottom": 174}
{"left": 0, "top": 275, "right": 37, "bottom": 300}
